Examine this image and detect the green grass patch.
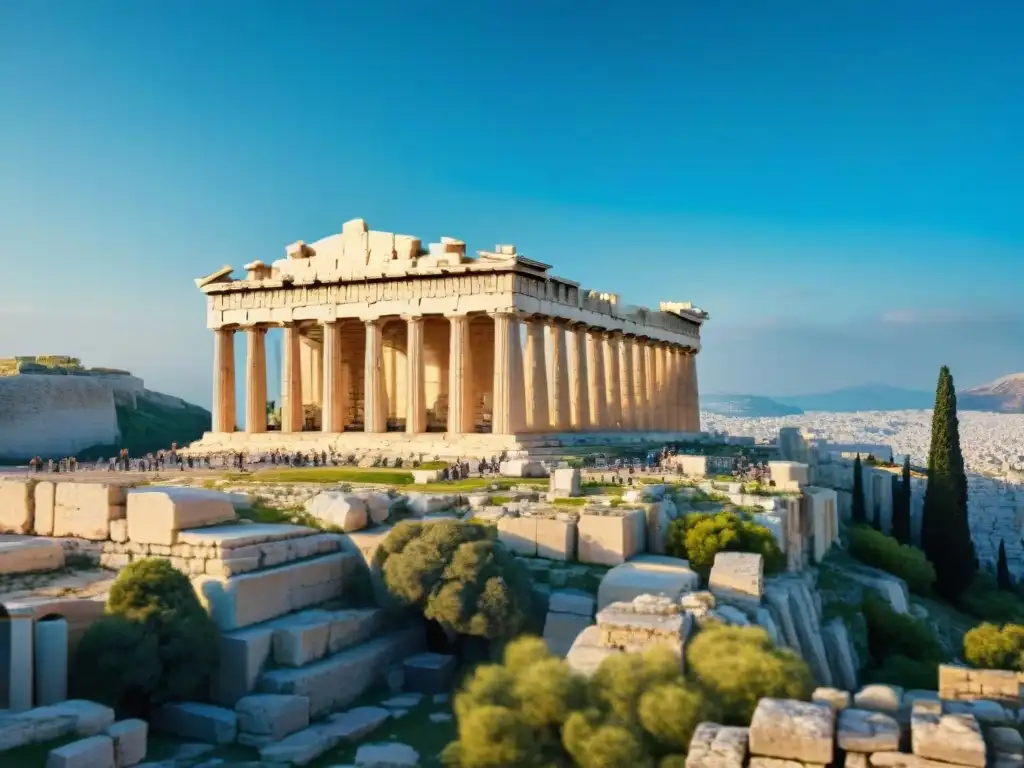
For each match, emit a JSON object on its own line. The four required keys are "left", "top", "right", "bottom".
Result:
{"left": 490, "top": 495, "right": 513, "bottom": 505}
{"left": 406, "top": 478, "right": 548, "bottom": 493}
{"left": 418, "top": 460, "right": 448, "bottom": 470}
{"left": 231, "top": 467, "right": 415, "bottom": 485}
{"left": 238, "top": 501, "right": 328, "bottom": 529}
{"left": 553, "top": 497, "right": 587, "bottom": 507}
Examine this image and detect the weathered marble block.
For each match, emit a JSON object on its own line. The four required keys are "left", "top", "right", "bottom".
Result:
{"left": 536, "top": 517, "right": 576, "bottom": 560}
{"left": 106, "top": 719, "right": 147, "bottom": 767}
{"left": 597, "top": 555, "right": 699, "bottom": 610}
{"left": 748, "top": 698, "right": 835, "bottom": 765}
{"left": 577, "top": 509, "right": 644, "bottom": 566}
{"left": 549, "top": 468, "right": 581, "bottom": 498}
{"left": 127, "top": 487, "right": 236, "bottom": 546}
{"left": 53, "top": 482, "right": 129, "bottom": 540}
{"left": 0, "top": 478, "right": 36, "bottom": 533}
{"left": 910, "top": 709, "right": 986, "bottom": 768}
{"left": 46, "top": 734, "right": 115, "bottom": 768}
{"left": 497, "top": 516, "right": 537, "bottom": 556}
{"left": 33, "top": 480, "right": 56, "bottom": 536}
{"left": 686, "top": 722, "right": 749, "bottom": 768}
{"left": 837, "top": 708, "right": 900, "bottom": 753}
{"left": 709, "top": 551, "right": 764, "bottom": 608}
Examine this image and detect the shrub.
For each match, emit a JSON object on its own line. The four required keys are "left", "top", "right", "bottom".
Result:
{"left": 862, "top": 592, "right": 945, "bottom": 664}
{"left": 375, "top": 520, "right": 535, "bottom": 643}
{"left": 959, "top": 572, "right": 1024, "bottom": 624}
{"left": 862, "top": 654, "right": 939, "bottom": 690}
{"left": 665, "top": 510, "right": 785, "bottom": 575}
{"left": 685, "top": 624, "right": 813, "bottom": 724}
{"left": 442, "top": 637, "right": 717, "bottom": 768}
{"left": 963, "top": 623, "right": 1024, "bottom": 671}
{"left": 846, "top": 525, "right": 936, "bottom": 595}
{"left": 72, "top": 558, "right": 219, "bottom": 715}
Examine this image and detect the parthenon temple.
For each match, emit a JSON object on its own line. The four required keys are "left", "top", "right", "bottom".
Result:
{"left": 189, "top": 218, "right": 707, "bottom": 456}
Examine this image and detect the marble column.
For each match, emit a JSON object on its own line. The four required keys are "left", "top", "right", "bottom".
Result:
{"left": 659, "top": 345, "right": 672, "bottom": 431}
{"left": 245, "top": 326, "right": 267, "bottom": 433}
{"left": 492, "top": 312, "right": 525, "bottom": 434}
{"left": 212, "top": 328, "right": 236, "bottom": 433}
{"left": 675, "top": 348, "right": 688, "bottom": 431}
{"left": 321, "top": 321, "right": 343, "bottom": 432}
{"left": 405, "top": 317, "right": 426, "bottom": 433}
{"left": 34, "top": 617, "right": 67, "bottom": 706}
{"left": 569, "top": 325, "right": 591, "bottom": 430}
{"left": 447, "top": 316, "right": 473, "bottom": 433}
{"left": 547, "top": 319, "right": 571, "bottom": 431}
{"left": 586, "top": 329, "right": 607, "bottom": 429}
{"left": 634, "top": 337, "right": 648, "bottom": 431}
{"left": 364, "top": 319, "right": 386, "bottom": 433}
{"left": 280, "top": 323, "right": 303, "bottom": 433}
{"left": 311, "top": 343, "right": 323, "bottom": 407}
{"left": 650, "top": 343, "right": 665, "bottom": 429}
{"left": 604, "top": 333, "right": 622, "bottom": 429}
{"left": 663, "top": 346, "right": 677, "bottom": 431}
{"left": 686, "top": 350, "right": 701, "bottom": 432}
{"left": 7, "top": 616, "right": 33, "bottom": 711}
{"left": 620, "top": 335, "right": 636, "bottom": 430}
{"left": 523, "top": 317, "right": 550, "bottom": 431}
{"left": 644, "top": 342, "right": 657, "bottom": 430}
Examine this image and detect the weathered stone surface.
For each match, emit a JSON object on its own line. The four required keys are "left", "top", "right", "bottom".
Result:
{"left": 846, "top": 754, "right": 870, "bottom": 768}
{"left": 823, "top": 619, "right": 860, "bottom": 692}
{"left": 939, "top": 664, "right": 1022, "bottom": 706}
{"left": 354, "top": 741, "right": 420, "bottom": 766}
{"left": 193, "top": 552, "right": 354, "bottom": 631}
{"left": 911, "top": 709, "right": 986, "bottom": 767}
{"left": 271, "top": 607, "right": 383, "bottom": 668}
{"left": 34, "top": 480, "right": 56, "bottom": 535}
{"left": 105, "top": 719, "right": 147, "bottom": 767}
{"left": 838, "top": 708, "right": 901, "bottom": 753}
{"left": 597, "top": 554, "right": 699, "bottom": 609}
{"left": 550, "top": 467, "right": 581, "bottom": 498}
{"left": 403, "top": 652, "right": 456, "bottom": 695}
{"left": 577, "top": 509, "right": 644, "bottom": 566}
{"left": 258, "top": 628, "right": 423, "bottom": 717}
{"left": 150, "top": 702, "right": 238, "bottom": 745}
{"left": 500, "top": 459, "right": 547, "bottom": 478}
{"left": 305, "top": 492, "right": 368, "bottom": 532}
{"left": 749, "top": 759, "right": 826, "bottom": 768}
{"left": 235, "top": 694, "right": 310, "bottom": 744}
{"left": 497, "top": 516, "right": 537, "bottom": 556}
{"left": 0, "top": 478, "right": 36, "bottom": 533}
{"left": 536, "top": 517, "right": 576, "bottom": 561}
{"left": 870, "top": 751, "right": 983, "bottom": 768}
{"left": 54, "top": 482, "right": 128, "bottom": 540}
{"left": 361, "top": 492, "right": 393, "bottom": 525}
{"left": 748, "top": 698, "right": 834, "bottom": 765}
{"left": 812, "top": 687, "right": 851, "bottom": 712}
{"left": 855, "top": 684, "right": 904, "bottom": 713}
{"left": 565, "top": 624, "right": 618, "bottom": 675}
{"left": 258, "top": 705, "right": 390, "bottom": 764}
{"left": 645, "top": 499, "right": 678, "bottom": 555}
{"left": 686, "top": 722, "right": 749, "bottom": 768}
{"left": 709, "top": 551, "right": 764, "bottom": 608}
{"left": 46, "top": 734, "right": 115, "bottom": 768}
{"left": 543, "top": 610, "right": 593, "bottom": 658}
{"left": 989, "top": 726, "right": 1024, "bottom": 757}
{"left": 126, "top": 487, "right": 235, "bottom": 546}
{"left": 0, "top": 536, "right": 65, "bottom": 575}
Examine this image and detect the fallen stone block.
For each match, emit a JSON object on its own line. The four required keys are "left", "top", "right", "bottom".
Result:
{"left": 855, "top": 684, "right": 903, "bottom": 713}
{"left": 403, "top": 652, "right": 456, "bottom": 695}
{"left": 536, "top": 517, "right": 576, "bottom": 561}
{"left": 549, "top": 589, "right": 596, "bottom": 617}
{"left": 46, "top": 734, "right": 114, "bottom": 768}
{"left": 812, "top": 687, "right": 851, "bottom": 712}
{"left": 686, "top": 722, "right": 749, "bottom": 768}
{"left": 404, "top": 493, "right": 456, "bottom": 517}
{"left": 355, "top": 741, "right": 420, "bottom": 767}
{"left": 499, "top": 459, "right": 547, "bottom": 478}
{"left": 709, "top": 551, "right": 764, "bottom": 609}
{"left": 748, "top": 698, "right": 834, "bottom": 765}
{"left": 596, "top": 595, "right": 690, "bottom": 658}
{"left": 0, "top": 478, "right": 36, "bottom": 534}
{"left": 258, "top": 628, "right": 424, "bottom": 717}
{"left": 497, "top": 516, "right": 537, "bottom": 556}
{"left": 577, "top": 509, "right": 645, "bottom": 566}
{"left": 54, "top": 482, "right": 128, "bottom": 540}
{"left": 51, "top": 699, "right": 116, "bottom": 736}
{"left": 272, "top": 607, "right": 384, "bottom": 668}
{"left": 150, "top": 702, "right": 238, "bottom": 745}
{"left": 0, "top": 537, "right": 65, "bottom": 575}
{"left": 549, "top": 467, "right": 581, "bottom": 498}
{"left": 105, "top": 719, "right": 147, "bottom": 767}
{"left": 127, "top": 487, "right": 236, "bottom": 546}
{"left": 911, "top": 709, "right": 986, "bottom": 767}
{"left": 596, "top": 555, "right": 699, "bottom": 610}
{"left": 258, "top": 706, "right": 391, "bottom": 765}
{"left": 193, "top": 552, "right": 354, "bottom": 631}
{"left": 327, "top": 706, "right": 391, "bottom": 741}
{"left": 235, "top": 694, "right": 310, "bottom": 746}
{"left": 838, "top": 708, "right": 901, "bottom": 753}
{"left": 305, "top": 492, "right": 368, "bottom": 532}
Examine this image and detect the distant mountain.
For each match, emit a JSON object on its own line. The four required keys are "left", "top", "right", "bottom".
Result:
{"left": 772, "top": 384, "right": 934, "bottom": 413}
{"left": 959, "top": 373, "right": 1024, "bottom": 413}
{"left": 702, "top": 395, "right": 804, "bottom": 417}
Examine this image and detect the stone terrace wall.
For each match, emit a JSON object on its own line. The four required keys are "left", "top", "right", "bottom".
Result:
{"left": 939, "top": 665, "right": 1024, "bottom": 706}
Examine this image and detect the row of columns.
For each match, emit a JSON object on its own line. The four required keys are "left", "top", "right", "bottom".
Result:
{"left": 211, "top": 312, "right": 699, "bottom": 435}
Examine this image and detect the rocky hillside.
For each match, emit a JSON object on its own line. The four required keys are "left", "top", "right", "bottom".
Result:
{"left": 0, "top": 357, "right": 210, "bottom": 461}
{"left": 959, "top": 372, "right": 1024, "bottom": 413}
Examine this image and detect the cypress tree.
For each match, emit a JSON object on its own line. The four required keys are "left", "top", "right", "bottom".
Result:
{"left": 851, "top": 454, "right": 866, "bottom": 525}
{"left": 997, "top": 539, "right": 1013, "bottom": 591}
{"left": 891, "top": 456, "right": 912, "bottom": 545}
{"left": 921, "top": 366, "right": 976, "bottom": 600}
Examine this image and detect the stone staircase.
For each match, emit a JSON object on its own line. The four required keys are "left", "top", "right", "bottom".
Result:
{"left": 150, "top": 521, "right": 426, "bottom": 763}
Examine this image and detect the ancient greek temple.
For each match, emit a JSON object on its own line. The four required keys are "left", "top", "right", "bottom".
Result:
{"left": 191, "top": 218, "right": 707, "bottom": 456}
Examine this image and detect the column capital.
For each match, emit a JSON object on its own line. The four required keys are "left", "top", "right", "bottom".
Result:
{"left": 401, "top": 314, "right": 425, "bottom": 324}
{"left": 244, "top": 324, "right": 269, "bottom": 334}
{"left": 606, "top": 329, "right": 624, "bottom": 339}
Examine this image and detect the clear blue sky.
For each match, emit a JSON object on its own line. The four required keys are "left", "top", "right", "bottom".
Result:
{"left": 2, "top": 1, "right": 1022, "bottom": 410}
